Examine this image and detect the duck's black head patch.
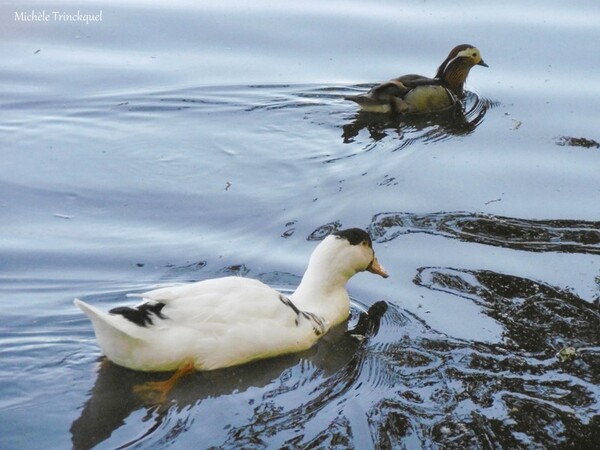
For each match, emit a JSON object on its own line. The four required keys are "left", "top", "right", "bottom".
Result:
{"left": 109, "top": 302, "right": 167, "bottom": 327}
{"left": 333, "top": 228, "right": 372, "bottom": 247}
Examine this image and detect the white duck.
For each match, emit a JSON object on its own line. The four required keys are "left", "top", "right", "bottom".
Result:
{"left": 75, "top": 228, "right": 388, "bottom": 382}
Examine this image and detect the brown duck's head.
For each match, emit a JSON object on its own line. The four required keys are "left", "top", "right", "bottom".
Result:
{"left": 435, "top": 44, "right": 488, "bottom": 95}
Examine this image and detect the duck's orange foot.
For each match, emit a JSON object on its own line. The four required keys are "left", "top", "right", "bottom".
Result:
{"left": 133, "top": 380, "right": 172, "bottom": 404}
{"left": 133, "top": 362, "right": 195, "bottom": 404}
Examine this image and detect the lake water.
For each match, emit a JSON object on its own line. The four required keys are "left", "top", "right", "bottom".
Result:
{"left": 1, "top": 0, "right": 599, "bottom": 448}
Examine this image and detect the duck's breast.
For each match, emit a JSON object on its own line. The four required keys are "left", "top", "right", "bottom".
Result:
{"left": 402, "top": 85, "right": 455, "bottom": 113}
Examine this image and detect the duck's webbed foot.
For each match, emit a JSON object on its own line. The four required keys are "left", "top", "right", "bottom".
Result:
{"left": 133, "top": 362, "right": 195, "bottom": 404}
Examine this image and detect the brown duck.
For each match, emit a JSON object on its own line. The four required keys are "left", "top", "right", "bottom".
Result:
{"left": 346, "top": 44, "right": 488, "bottom": 114}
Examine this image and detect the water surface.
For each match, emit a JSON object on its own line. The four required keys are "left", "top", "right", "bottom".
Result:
{"left": 1, "top": 0, "right": 599, "bottom": 448}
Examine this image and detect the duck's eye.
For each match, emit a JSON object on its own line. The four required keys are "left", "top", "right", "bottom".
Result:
{"left": 472, "top": 52, "right": 477, "bottom": 57}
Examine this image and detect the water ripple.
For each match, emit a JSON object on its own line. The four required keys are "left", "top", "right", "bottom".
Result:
{"left": 307, "top": 221, "right": 342, "bottom": 241}
{"left": 6, "top": 84, "right": 495, "bottom": 159}
{"left": 340, "top": 90, "right": 497, "bottom": 148}
{"left": 368, "top": 211, "right": 600, "bottom": 254}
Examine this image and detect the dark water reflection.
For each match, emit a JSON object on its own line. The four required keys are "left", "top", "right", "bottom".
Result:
{"left": 369, "top": 211, "right": 600, "bottom": 255}
{"left": 367, "top": 211, "right": 600, "bottom": 447}
{"left": 414, "top": 266, "right": 600, "bottom": 448}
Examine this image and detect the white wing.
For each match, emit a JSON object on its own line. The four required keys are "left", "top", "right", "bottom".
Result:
{"left": 136, "top": 276, "right": 299, "bottom": 333}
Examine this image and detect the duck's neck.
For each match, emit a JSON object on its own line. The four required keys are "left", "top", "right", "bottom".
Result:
{"left": 437, "top": 59, "right": 474, "bottom": 97}
{"left": 290, "top": 260, "right": 352, "bottom": 329}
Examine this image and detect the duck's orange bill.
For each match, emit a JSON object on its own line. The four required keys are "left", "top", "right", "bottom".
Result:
{"left": 367, "top": 256, "right": 389, "bottom": 278}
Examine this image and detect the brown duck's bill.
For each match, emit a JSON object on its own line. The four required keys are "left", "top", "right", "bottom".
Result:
{"left": 367, "top": 256, "right": 389, "bottom": 278}
{"left": 478, "top": 59, "right": 489, "bottom": 67}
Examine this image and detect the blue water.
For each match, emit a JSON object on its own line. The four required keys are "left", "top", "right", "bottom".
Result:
{"left": 1, "top": 1, "right": 599, "bottom": 448}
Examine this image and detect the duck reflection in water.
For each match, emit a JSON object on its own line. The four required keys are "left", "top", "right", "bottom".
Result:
{"left": 70, "top": 301, "right": 387, "bottom": 450}
{"left": 342, "top": 92, "right": 493, "bottom": 145}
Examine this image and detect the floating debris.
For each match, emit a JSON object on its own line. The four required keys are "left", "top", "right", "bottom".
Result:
{"left": 556, "top": 346, "right": 577, "bottom": 363}
{"left": 484, "top": 197, "right": 502, "bottom": 205}
{"left": 556, "top": 136, "right": 599, "bottom": 149}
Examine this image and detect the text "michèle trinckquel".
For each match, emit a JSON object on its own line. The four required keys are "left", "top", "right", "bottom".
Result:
{"left": 15, "top": 10, "right": 103, "bottom": 25}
